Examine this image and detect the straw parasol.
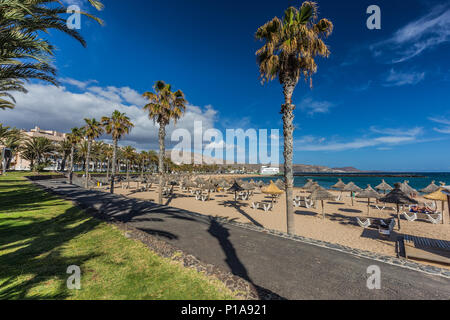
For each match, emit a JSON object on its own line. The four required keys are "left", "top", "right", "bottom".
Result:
{"left": 262, "top": 181, "right": 284, "bottom": 204}
{"left": 274, "top": 179, "right": 285, "bottom": 191}
{"left": 309, "top": 186, "right": 335, "bottom": 219}
{"left": 332, "top": 178, "right": 346, "bottom": 190}
{"left": 356, "top": 185, "right": 382, "bottom": 215}
{"left": 332, "top": 178, "right": 346, "bottom": 200}
{"left": 343, "top": 182, "right": 362, "bottom": 206}
{"left": 305, "top": 181, "right": 320, "bottom": 192}
{"left": 302, "top": 179, "right": 315, "bottom": 190}
{"left": 424, "top": 186, "right": 448, "bottom": 224}
{"left": 379, "top": 183, "right": 418, "bottom": 230}
{"left": 375, "top": 180, "right": 393, "bottom": 194}
{"left": 228, "top": 181, "right": 245, "bottom": 202}
{"left": 400, "top": 180, "right": 417, "bottom": 197}
{"left": 420, "top": 181, "right": 439, "bottom": 194}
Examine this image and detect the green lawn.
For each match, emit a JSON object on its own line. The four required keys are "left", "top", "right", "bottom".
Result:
{"left": 0, "top": 172, "right": 235, "bottom": 300}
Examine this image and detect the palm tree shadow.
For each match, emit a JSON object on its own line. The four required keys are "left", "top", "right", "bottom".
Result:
{"left": 207, "top": 218, "right": 285, "bottom": 300}
{"left": 220, "top": 200, "right": 264, "bottom": 228}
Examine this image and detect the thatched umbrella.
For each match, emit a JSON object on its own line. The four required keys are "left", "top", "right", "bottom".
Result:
{"left": 343, "top": 182, "right": 362, "bottom": 206}
{"left": 332, "top": 178, "right": 346, "bottom": 190}
{"left": 356, "top": 185, "right": 382, "bottom": 215}
{"left": 424, "top": 187, "right": 448, "bottom": 224}
{"left": 304, "top": 181, "right": 320, "bottom": 192}
{"left": 375, "top": 180, "right": 393, "bottom": 194}
{"left": 332, "top": 178, "right": 346, "bottom": 200}
{"left": 262, "top": 181, "right": 284, "bottom": 205}
{"left": 400, "top": 181, "right": 417, "bottom": 197}
{"left": 274, "top": 179, "right": 285, "bottom": 191}
{"left": 420, "top": 181, "right": 439, "bottom": 194}
{"left": 379, "top": 183, "right": 418, "bottom": 230}
{"left": 228, "top": 181, "right": 245, "bottom": 202}
{"left": 302, "top": 179, "right": 315, "bottom": 190}
{"left": 309, "top": 186, "right": 335, "bottom": 219}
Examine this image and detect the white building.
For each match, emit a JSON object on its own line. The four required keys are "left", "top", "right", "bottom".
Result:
{"left": 260, "top": 166, "right": 280, "bottom": 175}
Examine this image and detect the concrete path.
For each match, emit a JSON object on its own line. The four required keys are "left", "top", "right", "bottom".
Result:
{"left": 34, "top": 179, "right": 450, "bottom": 300}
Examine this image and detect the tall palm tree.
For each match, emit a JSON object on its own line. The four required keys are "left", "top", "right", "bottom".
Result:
{"left": 122, "top": 146, "right": 136, "bottom": 187}
{"left": 66, "top": 127, "right": 83, "bottom": 184}
{"left": 143, "top": 81, "right": 187, "bottom": 204}
{"left": 0, "top": 0, "right": 104, "bottom": 109}
{"left": 56, "top": 139, "right": 72, "bottom": 172}
{"left": 139, "top": 151, "right": 149, "bottom": 179}
{"left": 255, "top": 1, "right": 333, "bottom": 234}
{"left": 101, "top": 110, "right": 134, "bottom": 194}
{"left": 103, "top": 144, "right": 113, "bottom": 180}
{"left": 82, "top": 118, "right": 104, "bottom": 188}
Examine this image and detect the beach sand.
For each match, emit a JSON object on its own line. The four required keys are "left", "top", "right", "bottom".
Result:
{"left": 97, "top": 180, "right": 450, "bottom": 268}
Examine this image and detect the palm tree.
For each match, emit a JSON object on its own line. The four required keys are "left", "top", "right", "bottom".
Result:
{"left": 0, "top": 0, "right": 104, "bottom": 109}
{"left": 56, "top": 139, "right": 72, "bottom": 172}
{"left": 66, "top": 127, "right": 83, "bottom": 184}
{"left": 139, "top": 151, "right": 149, "bottom": 179}
{"left": 143, "top": 81, "right": 187, "bottom": 204}
{"left": 101, "top": 110, "right": 134, "bottom": 194}
{"left": 255, "top": 1, "right": 333, "bottom": 234}
{"left": 122, "top": 146, "right": 136, "bottom": 188}
{"left": 103, "top": 144, "right": 113, "bottom": 180}
{"left": 82, "top": 118, "right": 104, "bottom": 188}
{"left": 0, "top": 126, "right": 22, "bottom": 173}
{"left": 21, "top": 137, "right": 55, "bottom": 171}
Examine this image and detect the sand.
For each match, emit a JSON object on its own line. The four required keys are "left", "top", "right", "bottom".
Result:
{"left": 96, "top": 180, "right": 450, "bottom": 268}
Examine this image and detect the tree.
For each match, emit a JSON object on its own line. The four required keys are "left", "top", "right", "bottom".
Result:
{"left": 0, "top": 0, "right": 104, "bottom": 109}
{"left": 101, "top": 110, "right": 134, "bottom": 194}
{"left": 103, "top": 144, "right": 113, "bottom": 180}
{"left": 82, "top": 118, "right": 103, "bottom": 188}
{"left": 143, "top": 81, "right": 187, "bottom": 204}
{"left": 21, "top": 137, "right": 55, "bottom": 171}
{"left": 66, "top": 127, "right": 83, "bottom": 184}
{"left": 56, "top": 139, "right": 71, "bottom": 172}
{"left": 0, "top": 125, "right": 22, "bottom": 173}
{"left": 255, "top": 1, "right": 333, "bottom": 234}
{"left": 122, "top": 145, "right": 136, "bottom": 188}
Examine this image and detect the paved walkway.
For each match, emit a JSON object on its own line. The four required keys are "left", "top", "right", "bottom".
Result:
{"left": 34, "top": 179, "right": 450, "bottom": 300}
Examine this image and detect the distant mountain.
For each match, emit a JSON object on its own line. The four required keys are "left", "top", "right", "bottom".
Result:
{"left": 331, "top": 166, "right": 362, "bottom": 173}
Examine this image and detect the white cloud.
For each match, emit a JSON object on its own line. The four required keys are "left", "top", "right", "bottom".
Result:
{"left": 429, "top": 117, "right": 450, "bottom": 134}
{"left": 1, "top": 83, "right": 218, "bottom": 151}
{"left": 371, "top": 5, "right": 450, "bottom": 63}
{"left": 295, "top": 126, "right": 424, "bottom": 151}
{"left": 60, "top": 78, "right": 98, "bottom": 90}
{"left": 383, "top": 69, "right": 425, "bottom": 87}
{"left": 298, "top": 98, "right": 333, "bottom": 116}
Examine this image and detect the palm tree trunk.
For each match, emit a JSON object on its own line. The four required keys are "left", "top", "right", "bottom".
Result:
{"left": 110, "top": 139, "right": 118, "bottom": 194}
{"left": 106, "top": 158, "right": 110, "bottom": 180}
{"left": 282, "top": 83, "right": 296, "bottom": 235}
{"left": 85, "top": 139, "right": 92, "bottom": 189}
{"left": 127, "top": 160, "right": 130, "bottom": 188}
{"left": 69, "top": 145, "right": 74, "bottom": 184}
{"left": 61, "top": 156, "right": 67, "bottom": 172}
{"left": 158, "top": 124, "right": 166, "bottom": 204}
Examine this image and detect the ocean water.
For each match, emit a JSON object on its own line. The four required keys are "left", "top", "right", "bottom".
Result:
{"left": 244, "top": 172, "right": 450, "bottom": 192}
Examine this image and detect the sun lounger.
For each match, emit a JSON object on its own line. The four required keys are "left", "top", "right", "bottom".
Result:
{"left": 402, "top": 211, "right": 442, "bottom": 224}
{"left": 251, "top": 202, "right": 272, "bottom": 212}
{"left": 400, "top": 235, "right": 450, "bottom": 265}
{"left": 356, "top": 217, "right": 396, "bottom": 237}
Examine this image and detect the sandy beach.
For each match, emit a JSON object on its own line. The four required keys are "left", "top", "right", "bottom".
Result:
{"left": 95, "top": 179, "right": 450, "bottom": 269}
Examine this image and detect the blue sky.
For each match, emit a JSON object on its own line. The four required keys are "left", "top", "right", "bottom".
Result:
{"left": 3, "top": 0, "right": 450, "bottom": 171}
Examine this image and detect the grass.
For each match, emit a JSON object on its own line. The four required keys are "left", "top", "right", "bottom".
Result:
{"left": 0, "top": 172, "right": 235, "bottom": 300}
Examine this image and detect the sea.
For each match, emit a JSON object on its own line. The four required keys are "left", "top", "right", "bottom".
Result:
{"left": 243, "top": 172, "right": 450, "bottom": 192}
